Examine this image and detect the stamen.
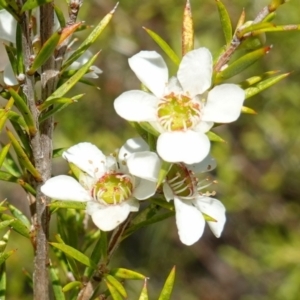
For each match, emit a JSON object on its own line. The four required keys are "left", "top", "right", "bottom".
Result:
{"left": 92, "top": 172, "right": 134, "bottom": 204}
{"left": 168, "top": 174, "right": 181, "bottom": 183}
{"left": 157, "top": 93, "right": 201, "bottom": 131}
{"left": 196, "top": 178, "right": 217, "bottom": 194}
{"left": 174, "top": 185, "right": 191, "bottom": 195}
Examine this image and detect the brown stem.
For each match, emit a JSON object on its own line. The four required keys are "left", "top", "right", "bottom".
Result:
{"left": 30, "top": 3, "right": 55, "bottom": 300}
{"left": 214, "top": 4, "right": 274, "bottom": 73}
{"left": 32, "top": 1, "right": 83, "bottom": 298}
{"left": 17, "top": 0, "right": 83, "bottom": 298}
{"left": 55, "top": 0, "right": 84, "bottom": 72}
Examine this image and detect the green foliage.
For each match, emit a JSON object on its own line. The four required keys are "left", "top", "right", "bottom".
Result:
{"left": 216, "top": 0, "right": 232, "bottom": 45}
{"left": 50, "top": 242, "right": 96, "bottom": 268}
{"left": 143, "top": 28, "right": 180, "bottom": 65}
{"left": 49, "top": 201, "right": 87, "bottom": 210}
{"left": 110, "top": 268, "right": 146, "bottom": 280}
{"left": 158, "top": 266, "right": 176, "bottom": 300}
{"left": 0, "top": 214, "right": 30, "bottom": 238}
{"left": 0, "top": 263, "right": 6, "bottom": 300}
{"left": 138, "top": 281, "right": 148, "bottom": 300}
{"left": 207, "top": 131, "right": 226, "bottom": 143}
{"left": 8, "top": 88, "right": 36, "bottom": 135}
{"left": 62, "top": 5, "right": 117, "bottom": 70}
{"left": 0, "top": 145, "right": 11, "bottom": 169}
{"left": 84, "top": 231, "right": 107, "bottom": 278}
{"left": 27, "top": 31, "right": 61, "bottom": 76}
{"left": 245, "top": 72, "right": 290, "bottom": 99}
{"left": 216, "top": 46, "right": 272, "bottom": 81}
{"left": 0, "top": 0, "right": 19, "bottom": 20}
{"left": 0, "top": 250, "right": 16, "bottom": 266}
{"left": 157, "top": 160, "right": 171, "bottom": 188}
{"left": 105, "top": 274, "right": 128, "bottom": 298}
{"left": 45, "top": 53, "right": 99, "bottom": 102}
{"left": 8, "top": 203, "right": 30, "bottom": 228}
{"left": 6, "top": 129, "right": 41, "bottom": 181}
{"left": 49, "top": 265, "right": 66, "bottom": 300}
{"left": 62, "top": 281, "right": 81, "bottom": 293}
{"left": 123, "top": 203, "right": 174, "bottom": 239}
{"left": 105, "top": 278, "right": 124, "bottom": 300}
{"left": 21, "top": 0, "right": 52, "bottom": 12}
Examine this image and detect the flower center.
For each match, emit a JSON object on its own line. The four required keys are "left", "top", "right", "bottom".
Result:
{"left": 92, "top": 172, "right": 134, "bottom": 204}
{"left": 157, "top": 93, "right": 201, "bottom": 131}
{"left": 166, "top": 164, "right": 197, "bottom": 199}
{"left": 166, "top": 164, "right": 218, "bottom": 200}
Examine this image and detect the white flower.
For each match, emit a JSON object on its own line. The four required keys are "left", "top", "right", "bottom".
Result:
{"left": 67, "top": 50, "right": 103, "bottom": 79}
{"left": 0, "top": 9, "right": 18, "bottom": 85}
{"left": 0, "top": 10, "right": 101, "bottom": 85}
{"left": 114, "top": 48, "right": 245, "bottom": 164}
{"left": 163, "top": 155, "right": 226, "bottom": 246}
{"left": 41, "top": 138, "right": 161, "bottom": 231}
{"left": 0, "top": 9, "right": 60, "bottom": 86}
{"left": 0, "top": 9, "right": 16, "bottom": 43}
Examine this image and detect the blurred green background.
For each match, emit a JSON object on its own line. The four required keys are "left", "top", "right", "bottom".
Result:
{"left": 2, "top": 0, "right": 300, "bottom": 299}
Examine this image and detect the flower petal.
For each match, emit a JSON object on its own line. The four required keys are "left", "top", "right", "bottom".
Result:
{"left": 133, "top": 178, "right": 157, "bottom": 200}
{"left": 129, "top": 51, "right": 168, "bottom": 98}
{"left": 202, "top": 84, "right": 245, "bottom": 123}
{"left": 186, "top": 154, "right": 217, "bottom": 173}
{"left": 193, "top": 120, "right": 214, "bottom": 133}
{"left": 177, "top": 48, "right": 212, "bottom": 96}
{"left": 163, "top": 183, "right": 174, "bottom": 202}
{"left": 127, "top": 198, "right": 140, "bottom": 212}
{"left": 114, "top": 90, "right": 158, "bottom": 122}
{"left": 0, "top": 9, "right": 16, "bottom": 43}
{"left": 67, "top": 50, "right": 102, "bottom": 79}
{"left": 87, "top": 201, "right": 131, "bottom": 231}
{"left": 90, "top": 65, "right": 102, "bottom": 75}
{"left": 165, "top": 76, "right": 183, "bottom": 95}
{"left": 63, "top": 143, "right": 109, "bottom": 178}
{"left": 118, "top": 137, "right": 149, "bottom": 160}
{"left": 4, "top": 63, "right": 18, "bottom": 86}
{"left": 127, "top": 151, "right": 161, "bottom": 181}
{"left": 157, "top": 130, "right": 210, "bottom": 164}
{"left": 41, "top": 175, "right": 92, "bottom": 201}
{"left": 194, "top": 196, "right": 226, "bottom": 238}
{"left": 79, "top": 172, "right": 97, "bottom": 191}
{"left": 174, "top": 197, "right": 205, "bottom": 246}
{"left": 69, "top": 49, "right": 92, "bottom": 66}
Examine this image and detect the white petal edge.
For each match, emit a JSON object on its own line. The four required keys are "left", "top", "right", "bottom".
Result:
{"left": 127, "top": 151, "right": 161, "bottom": 181}
{"left": 133, "top": 179, "right": 156, "bottom": 200}
{"left": 177, "top": 48, "right": 212, "bottom": 97}
{"left": 186, "top": 154, "right": 217, "bottom": 173}
{"left": 63, "top": 143, "right": 108, "bottom": 178}
{"left": 4, "top": 63, "right": 18, "bottom": 86}
{"left": 118, "top": 137, "right": 149, "bottom": 160}
{"left": 174, "top": 197, "right": 205, "bottom": 246}
{"left": 127, "top": 198, "right": 140, "bottom": 212}
{"left": 165, "top": 76, "right": 183, "bottom": 95}
{"left": 41, "top": 175, "right": 92, "bottom": 201}
{"left": 0, "top": 10, "right": 16, "bottom": 43}
{"left": 114, "top": 90, "right": 158, "bottom": 122}
{"left": 163, "top": 183, "right": 174, "bottom": 202}
{"left": 129, "top": 51, "right": 168, "bottom": 98}
{"left": 194, "top": 196, "right": 226, "bottom": 238}
{"left": 87, "top": 201, "right": 131, "bottom": 231}
{"left": 157, "top": 130, "right": 211, "bottom": 164}
{"left": 193, "top": 120, "right": 214, "bottom": 133}
{"left": 202, "top": 84, "right": 245, "bottom": 123}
